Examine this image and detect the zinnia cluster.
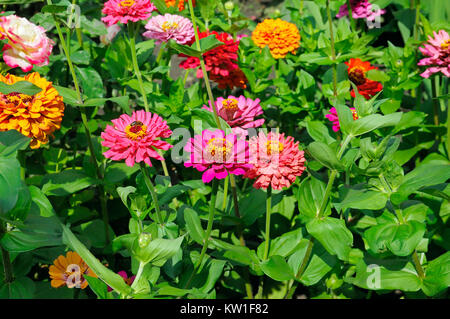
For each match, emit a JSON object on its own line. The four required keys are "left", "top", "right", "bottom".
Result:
{"left": 336, "top": 0, "right": 386, "bottom": 22}
{"left": 244, "top": 132, "right": 306, "bottom": 190}
{"left": 325, "top": 106, "right": 358, "bottom": 132}
{"left": 101, "top": 0, "right": 157, "bottom": 26}
{"left": 251, "top": 18, "right": 300, "bottom": 59}
{"left": 0, "top": 15, "right": 54, "bottom": 72}
{"left": 49, "top": 251, "right": 97, "bottom": 289}
{"left": 178, "top": 30, "right": 247, "bottom": 90}
{"left": 418, "top": 30, "right": 450, "bottom": 78}
{"left": 345, "top": 58, "right": 383, "bottom": 99}
{"left": 143, "top": 13, "right": 195, "bottom": 45}
{"left": 101, "top": 110, "right": 173, "bottom": 167}
{"left": 0, "top": 73, "right": 65, "bottom": 149}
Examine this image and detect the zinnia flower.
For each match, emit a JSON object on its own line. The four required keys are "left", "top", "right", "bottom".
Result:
{"left": 184, "top": 129, "right": 252, "bottom": 183}
{"left": 325, "top": 107, "right": 358, "bottom": 132}
{"left": 143, "top": 14, "right": 194, "bottom": 45}
{"left": 209, "top": 68, "right": 248, "bottom": 90}
{"left": 0, "top": 72, "right": 64, "bottom": 149}
{"left": 345, "top": 58, "right": 383, "bottom": 99}
{"left": 101, "top": 110, "right": 173, "bottom": 167}
{"left": 49, "top": 251, "right": 97, "bottom": 289}
{"left": 251, "top": 18, "right": 300, "bottom": 59}
{"left": 0, "top": 15, "right": 54, "bottom": 72}
{"left": 418, "top": 30, "right": 450, "bottom": 78}
{"left": 107, "top": 271, "right": 135, "bottom": 292}
{"left": 245, "top": 132, "right": 306, "bottom": 190}
{"left": 336, "top": 0, "right": 386, "bottom": 21}
{"left": 101, "top": 0, "right": 157, "bottom": 26}
{"left": 203, "top": 95, "right": 264, "bottom": 132}
{"left": 164, "top": 0, "right": 194, "bottom": 11}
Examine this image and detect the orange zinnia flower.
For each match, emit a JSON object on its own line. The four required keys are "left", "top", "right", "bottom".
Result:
{"left": 345, "top": 58, "right": 377, "bottom": 85}
{"left": 251, "top": 18, "right": 300, "bottom": 59}
{"left": 164, "top": 0, "right": 193, "bottom": 11}
{"left": 49, "top": 251, "right": 97, "bottom": 289}
{"left": 0, "top": 72, "right": 64, "bottom": 149}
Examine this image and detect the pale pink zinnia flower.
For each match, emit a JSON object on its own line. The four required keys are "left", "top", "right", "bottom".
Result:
{"left": 418, "top": 30, "right": 450, "bottom": 78}
{"left": 143, "top": 14, "right": 194, "bottom": 45}
{"left": 336, "top": 0, "right": 385, "bottom": 21}
{"left": 0, "top": 15, "right": 54, "bottom": 72}
{"left": 184, "top": 129, "right": 253, "bottom": 183}
{"left": 244, "top": 132, "right": 306, "bottom": 190}
{"left": 203, "top": 95, "right": 265, "bottom": 136}
{"left": 101, "top": 0, "right": 157, "bottom": 26}
{"left": 325, "top": 107, "right": 358, "bottom": 132}
{"left": 101, "top": 110, "right": 173, "bottom": 167}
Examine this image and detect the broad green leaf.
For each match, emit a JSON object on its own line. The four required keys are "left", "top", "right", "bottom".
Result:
{"left": 305, "top": 120, "right": 336, "bottom": 144}
{"left": 191, "top": 108, "right": 232, "bottom": 132}
{"left": 168, "top": 39, "right": 201, "bottom": 58}
{"left": 0, "top": 157, "right": 21, "bottom": 215}
{"left": 349, "top": 113, "right": 402, "bottom": 136}
{"left": 0, "top": 80, "right": 42, "bottom": 95}
{"left": 307, "top": 141, "right": 345, "bottom": 171}
{"left": 198, "top": 35, "right": 223, "bottom": 53}
{"left": 132, "top": 236, "right": 184, "bottom": 266}
{"left": 422, "top": 252, "right": 450, "bottom": 296}
{"left": 297, "top": 177, "right": 330, "bottom": 222}
{"left": 104, "top": 163, "right": 139, "bottom": 184}
{"left": 41, "top": 169, "right": 98, "bottom": 196}
{"left": 0, "top": 130, "right": 30, "bottom": 157}
{"left": 84, "top": 275, "right": 109, "bottom": 299}
{"left": 183, "top": 208, "right": 205, "bottom": 245}
{"left": 334, "top": 185, "right": 388, "bottom": 212}
{"left": 0, "top": 277, "right": 35, "bottom": 299}
{"left": 260, "top": 255, "right": 295, "bottom": 281}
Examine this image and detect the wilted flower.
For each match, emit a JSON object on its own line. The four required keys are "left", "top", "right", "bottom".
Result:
{"left": 49, "top": 251, "right": 97, "bottom": 289}
{"left": 0, "top": 15, "right": 54, "bottom": 72}
{"left": 143, "top": 14, "right": 195, "bottom": 45}
{"left": 418, "top": 30, "right": 450, "bottom": 78}
{"left": 101, "top": 110, "right": 173, "bottom": 167}
{"left": 101, "top": 0, "right": 157, "bottom": 26}
{"left": 345, "top": 58, "right": 383, "bottom": 99}
{"left": 0, "top": 73, "right": 64, "bottom": 149}
{"left": 245, "top": 132, "right": 305, "bottom": 190}
{"left": 184, "top": 129, "right": 252, "bottom": 183}
{"left": 251, "top": 18, "right": 300, "bottom": 59}
{"left": 325, "top": 107, "right": 359, "bottom": 132}
{"left": 336, "top": 0, "right": 386, "bottom": 21}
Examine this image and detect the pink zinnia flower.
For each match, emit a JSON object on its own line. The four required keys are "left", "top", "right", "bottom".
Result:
{"left": 244, "top": 132, "right": 306, "bottom": 190}
{"left": 107, "top": 271, "right": 135, "bottom": 292}
{"left": 143, "top": 14, "right": 194, "bottom": 45}
{"left": 101, "top": 110, "right": 173, "bottom": 167}
{"left": 0, "top": 15, "right": 54, "bottom": 72}
{"left": 184, "top": 129, "right": 253, "bottom": 183}
{"left": 418, "top": 30, "right": 450, "bottom": 78}
{"left": 101, "top": 0, "right": 157, "bottom": 26}
{"left": 325, "top": 107, "right": 359, "bottom": 132}
{"left": 202, "top": 96, "right": 265, "bottom": 135}
{"left": 336, "top": 0, "right": 385, "bottom": 21}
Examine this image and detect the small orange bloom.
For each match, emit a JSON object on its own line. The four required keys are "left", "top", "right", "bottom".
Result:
{"left": 49, "top": 251, "right": 97, "bottom": 289}
{"left": 164, "top": 0, "right": 193, "bottom": 11}
{"left": 251, "top": 18, "right": 300, "bottom": 59}
{"left": 0, "top": 72, "right": 64, "bottom": 149}
{"left": 345, "top": 58, "right": 377, "bottom": 85}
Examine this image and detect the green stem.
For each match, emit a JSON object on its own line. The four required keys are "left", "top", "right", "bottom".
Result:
{"left": 284, "top": 238, "right": 314, "bottom": 299}
{"left": 326, "top": 0, "right": 337, "bottom": 97}
{"left": 128, "top": 22, "right": 149, "bottom": 112}
{"left": 413, "top": 0, "right": 420, "bottom": 42}
{"left": 263, "top": 186, "right": 272, "bottom": 261}
{"left": 222, "top": 176, "right": 229, "bottom": 211}
{"left": 346, "top": 0, "right": 356, "bottom": 32}
{"left": 432, "top": 75, "right": 440, "bottom": 127}
{"left": 130, "top": 261, "right": 145, "bottom": 291}
{"left": 184, "top": 179, "right": 219, "bottom": 289}
{"left": 140, "top": 162, "right": 163, "bottom": 224}
{"left": 0, "top": 222, "right": 13, "bottom": 284}
{"left": 412, "top": 250, "right": 425, "bottom": 278}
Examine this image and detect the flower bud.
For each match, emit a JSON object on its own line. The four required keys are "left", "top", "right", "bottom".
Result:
{"left": 273, "top": 9, "right": 281, "bottom": 18}
{"left": 224, "top": 1, "right": 234, "bottom": 11}
{"left": 138, "top": 232, "right": 152, "bottom": 248}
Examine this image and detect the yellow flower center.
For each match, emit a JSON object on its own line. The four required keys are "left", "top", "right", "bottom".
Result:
{"left": 266, "top": 140, "right": 283, "bottom": 156}
{"left": 206, "top": 138, "right": 233, "bottom": 162}
{"left": 351, "top": 109, "right": 359, "bottom": 120}
{"left": 222, "top": 98, "right": 239, "bottom": 111}
{"left": 162, "top": 21, "right": 179, "bottom": 32}
{"left": 3, "top": 92, "right": 33, "bottom": 105}
{"left": 441, "top": 39, "right": 450, "bottom": 50}
{"left": 348, "top": 67, "right": 366, "bottom": 86}
{"left": 125, "top": 121, "right": 147, "bottom": 140}
{"left": 120, "top": 0, "right": 135, "bottom": 7}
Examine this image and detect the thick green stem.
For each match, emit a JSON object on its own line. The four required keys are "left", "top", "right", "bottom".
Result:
{"left": 0, "top": 223, "right": 14, "bottom": 284}
{"left": 222, "top": 176, "right": 229, "bottom": 211}
{"left": 184, "top": 179, "right": 219, "bottom": 289}
{"left": 346, "top": 0, "right": 356, "bottom": 32}
{"left": 326, "top": 0, "right": 337, "bottom": 97}
{"left": 140, "top": 162, "right": 163, "bottom": 224}
{"left": 432, "top": 76, "right": 440, "bottom": 127}
{"left": 128, "top": 22, "right": 149, "bottom": 112}
{"left": 284, "top": 238, "right": 314, "bottom": 299}
{"left": 412, "top": 250, "right": 425, "bottom": 278}
{"left": 263, "top": 186, "right": 272, "bottom": 261}
{"left": 130, "top": 261, "right": 145, "bottom": 291}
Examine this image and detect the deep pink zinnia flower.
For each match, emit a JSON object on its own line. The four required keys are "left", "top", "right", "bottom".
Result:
{"left": 143, "top": 14, "right": 194, "bottom": 45}
{"left": 336, "top": 0, "right": 385, "bottom": 21}
{"left": 418, "top": 30, "right": 450, "bottom": 78}
{"left": 101, "top": 110, "right": 173, "bottom": 167}
{"left": 202, "top": 96, "right": 265, "bottom": 135}
{"left": 244, "top": 132, "right": 306, "bottom": 190}
{"left": 107, "top": 271, "right": 135, "bottom": 292}
{"left": 101, "top": 0, "right": 157, "bottom": 26}
{"left": 325, "top": 107, "right": 359, "bottom": 132}
{"left": 184, "top": 129, "right": 253, "bottom": 183}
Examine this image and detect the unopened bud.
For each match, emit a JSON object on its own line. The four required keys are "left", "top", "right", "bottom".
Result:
{"left": 273, "top": 9, "right": 281, "bottom": 18}
{"left": 224, "top": 1, "right": 234, "bottom": 11}
{"left": 138, "top": 232, "right": 152, "bottom": 248}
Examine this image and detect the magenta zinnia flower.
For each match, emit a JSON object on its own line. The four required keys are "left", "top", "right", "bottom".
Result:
{"left": 107, "top": 271, "right": 135, "bottom": 292}
{"left": 101, "top": 110, "right": 172, "bottom": 167}
{"left": 203, "top": 96, "right": 265, "bottom": 135}
{"left": 101, "top": 0, "right": 157, "bottom": 26}
{"left": 143, "top": 14, "right": 194, "bottom": 45}
{"left": 418, "top": 30, "right": 450, "bottom": 78}
{"left": 325, "top": 107, "right": 358, "bottom": 132}
{"left": 244, "top": 132, "right": 306, "bottom": 190}
{"left": 336, "top": 0, "right": 385, "bottom": 21}
{"left": 184, "top": 129, "right": 253, "bottom": 183}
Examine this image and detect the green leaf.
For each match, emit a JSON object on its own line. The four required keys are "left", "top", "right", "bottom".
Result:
{"left": 53, "top": 85, "right": 81, "bottom": 105}
{"left": 333, "top": 100, "right": 354, "bottom": 134}
{"left": 104, "top": 163, "right": 139, "bottom": 184}
{"left": 41, "top": 4, "right": 67, "bottom": 13}
{"left": 0, "top": 157, "right": 21, "bottom": 215}
{"left": 132, "top": 236, "right": 184, "bottom": 266}
{"left": 422, "top": 252, "right": 450, "bottom": 296}
{"left": 260, "top": 255, "right": 295, "bottom": 281}
{"left": 297, "top": 177, "right": 330, "bottom": 223}
{"left": 0, "top": 277, "right": 35, "bottom": 299}
{"left": 183, "top": 208, "right": 205, "bottom": 245}
{"left": 334, "top": 185, "right": 388, "bottom": 212}
{"left": 349, "top": 113, "right": 402, "bottom": 136}
{"left": 307, "top": 141, "right": 345, "bottom": 171}
{"left": 0, "top": 130, "right": 30, "bottom": 157}
{"left": 84, "top": 275, "right": 109, "bottom": 299}
{"left": 0, "top": 80, "right": 42, "bottom": 96}
{"left": 306, "top": 217, "right": 353, "bottom": 261}
{"left": 41, "top": 169, "right": 98, "bottom": 196}
{"left": 191, "top": 108, "right": 232, "bottom": 132}
{"left": 75, "top": 66, "right": 104, "bottom": 99}
{"left": 168, "top": 39, "right": 201, "bottom": 58}
{"left": 6, "top": 182, "right": 31, "bottom": 221}
{"left": 198, "top": 35, "right": 223, "bottom": 53}
{"left": 305, "top": 121, "right": 335, "bottom": 144}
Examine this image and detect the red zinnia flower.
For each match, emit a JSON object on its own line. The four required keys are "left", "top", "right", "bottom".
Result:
{"left": 345, "top": 58, "right": 382, "bottom": 99}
